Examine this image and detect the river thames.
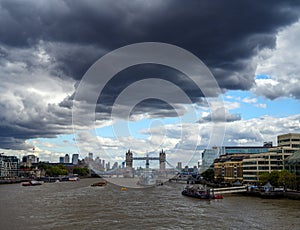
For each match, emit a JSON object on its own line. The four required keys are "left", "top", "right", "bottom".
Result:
{"left": 0, "top": 178, "right": 299, "bottom": 230}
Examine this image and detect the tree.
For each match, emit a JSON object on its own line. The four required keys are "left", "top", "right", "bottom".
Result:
{"left": 269, "top": 171, "right": 280, "bottom": 186}
{"left": 38, "top": 163, "right": 49, "bottom": 171}
{"left": 201, "top": 169, "right": 214, "bottom": 181}
{"left": 258, "top": 172, "right": 270, "bottom": 185}
{"left": 278, "top": 170, "right": 297, "bottom": 189}
{"left": 46, "top": 165, "right": 68, "bottom": 176}
{"left": 73, "top": 167, "right": 90, "bottom": 176}
{"left": 259, "top": 171, "right": 279, "bottom": 186}
{"left": 259, "top": 170, "right": 297, "bottom": 189}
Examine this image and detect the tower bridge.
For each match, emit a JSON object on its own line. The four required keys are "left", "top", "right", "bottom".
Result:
{"left": 125, "top": 149, "right": 166, "bottom": 170}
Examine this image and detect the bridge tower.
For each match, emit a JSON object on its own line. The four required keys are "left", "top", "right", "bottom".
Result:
{"left": 159, "top": 149, "right": 166, "bottom": 171}
{"left": 125, "top": 150, "right": 133, "bottom": 168}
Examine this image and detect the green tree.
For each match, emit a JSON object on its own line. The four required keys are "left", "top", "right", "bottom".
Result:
{"left": 46, "top": 165, "right": 68, "bottom": 176}
{"left": 259, "top": 172, "right": 270, "bottom": 185}
{"left": 278, "top": 170, "right": 297, "bottom": 189}
{"left": 73, "top": 167, "right": 90, "bottom": 176}
{"left": 201, "top": 169, "right": 214, "bottom": 181}
{"left": 259, "top": 171, "right": 279, "bottom": 186}
{"left": 38, "top": 163, "right": 49, "bottom": 171}
{"left": 259, "top": 170, "right": 297, "bottom": 188}
{"left": 269, "top": 171, "right": 280, "bottom": 186}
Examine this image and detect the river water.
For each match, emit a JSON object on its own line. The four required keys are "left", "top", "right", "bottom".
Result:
{"left": 0, "top": 178, "right": 299, "bottom": 230}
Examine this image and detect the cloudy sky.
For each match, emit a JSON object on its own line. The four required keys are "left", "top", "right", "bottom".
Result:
{"left": 1, "top": 0, "right": 300, "bottom": 167}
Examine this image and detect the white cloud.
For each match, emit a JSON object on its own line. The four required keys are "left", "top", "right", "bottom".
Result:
{"left": 242, "top": 97, "right": 257, "bottom": 104}
{"left": 254, "top": 20, "right": 300, "bottom": 99}
{"left": 224, "top": 101, "right": 240, "bottom": 110}
{"left": 2, "top": 112, "right": 300, "bottom": 167}
{"left": 224, "top": 114, "right": 300, "bottom": 146}
{"left": 254, "top": 103, "right": 267, "bottom": 109}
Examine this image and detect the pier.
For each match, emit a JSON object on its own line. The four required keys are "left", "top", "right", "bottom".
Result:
{"left": 212, "top": 186, "right": 247, "bottom": 194}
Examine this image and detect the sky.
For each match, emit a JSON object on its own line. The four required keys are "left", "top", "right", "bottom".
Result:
{"left": 1, "top": 0, "right": 300, "bottom": 168}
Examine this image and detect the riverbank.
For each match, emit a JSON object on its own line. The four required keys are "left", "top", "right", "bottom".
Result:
{"left": 0, "top": 178, "right": 29, "bottom": 184}
{"left": 285, "top": 191, "right": 300, "bottom": 200}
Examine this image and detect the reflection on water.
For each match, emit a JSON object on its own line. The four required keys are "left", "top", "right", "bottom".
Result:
{"left": 0, "top": 178, "right": 299, "bottom": 230}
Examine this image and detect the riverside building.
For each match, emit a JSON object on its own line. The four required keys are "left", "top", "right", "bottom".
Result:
{"left": 242, "top": 147, "right": 297, "bottom": 183}
{"left": 214, "top": 154, "right": 246, "bottom": 183}
{"left": 243, "top": 133, "right": 300, "bottom": 183}
{"left": 211, "top": 144, "right": 271, "bottom": 182}
{"left": 213, "top": 133, "right": 300, "bottom": 184}
{"left": 0, "top": 153, "right": 20, "bottom": 178}
{"left": 203, "top": 145, "right": 270, "bottom": 170}
{"left": 277, "top": 133, "right": 300, "bottom": 148}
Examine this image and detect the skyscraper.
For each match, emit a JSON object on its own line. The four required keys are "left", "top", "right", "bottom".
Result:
{"left": 59, "top": 157, "right": 64, "bottom": 164}
{"left": 72, "top": 154, "right": 79, "bottom": 165}
{"left": 64, "top": 154, "right": 70, "bottom": 163}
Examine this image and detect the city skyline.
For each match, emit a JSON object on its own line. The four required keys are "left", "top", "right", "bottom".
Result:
{"left": 0, "top": 1, "right": 300, "bottom": 167}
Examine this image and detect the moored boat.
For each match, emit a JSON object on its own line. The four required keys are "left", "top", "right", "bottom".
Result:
{"left": 22, "top": 181, "right": 31, "bottom": 186}
{"left": 30, "top": 180, "right": 44, "bottom": 186}
{"left": 22, "top": 180, "right": 44, "bottom": 186}
{"left": 182, "top": 185, "right": 223, "bottom": 199}
{"left": 91, "top": 180, "right": 107, "bottom": 187}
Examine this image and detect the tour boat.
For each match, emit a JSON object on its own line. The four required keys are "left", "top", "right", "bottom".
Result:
{"left": 182, "top": 185, "right": 223, "bottom": 199}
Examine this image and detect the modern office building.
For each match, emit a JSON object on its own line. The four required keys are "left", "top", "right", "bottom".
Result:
{"left": 176, "top": 162, "right": 182, "bottom": 170}
{"left": 213, "top": 134, "right": 300, "bottom": 183}
{"left": 242, "top": 147, "right": 296, "bottom": 183}
{"left": 0, "top": 153, "right": 20, "bottom": 178}
{"left": 243, "top": 133, "right": 300, "bottom": 183}
{"left": 72, "top": 154, "right": 79, "bottom": 165}
{"left": 106, "top": 162, "right": 110, "bottom": 171}
{"left": 203, "top": 144, "right": 270, "bottom": 169}
{"left": 224, "top": 145, "right": 271, "bottom": 155}
{"left": 277, "top": 133, "right": 300, "bottom": 148}
{"left": 64, "top": 154, "right": 70, "bottom": 163}
{"left": 112, "top": 162, "right": 118, "bottom": 170}
{"left": 201, "top": 147, "right": 225, "bottom": 171}
{"left": 59, "top": 157, "right": 64, "bottom": 164}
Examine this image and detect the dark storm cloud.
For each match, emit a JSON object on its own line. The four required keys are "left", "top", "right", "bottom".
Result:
{"left": 96, "top": 64, "right": 206, "bottom": 116}
{"left": 1, "top": 0, "right": 300, "bottom": 149}
{"left": 1, "top": 0, "right": 300, "bottom": 83}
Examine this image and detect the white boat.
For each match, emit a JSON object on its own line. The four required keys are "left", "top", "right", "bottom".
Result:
{"left": 22, "top": 180, "right": 44, "bottom": 186}
{"left": 68, "top": 176, "right": 79, "bottom": 181}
